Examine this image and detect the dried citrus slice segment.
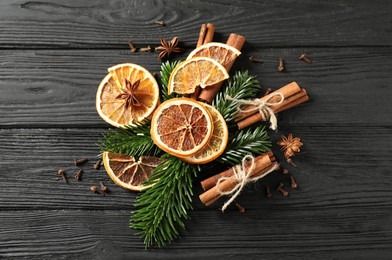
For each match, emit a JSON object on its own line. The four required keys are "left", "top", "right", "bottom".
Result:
{"left": 102, "top": 152, "right": 163, "bottom": 191}
{"left": 182, "top": 104, "right": 228, "bottom": 164}
{"left": 96, "top": 63, "right": 159, "bottom": 128}
{"left": 187, "top": 42, "right": 241, "bottom": 67}
{"left": 168, "top": 57, "right": 229, "bottom": 95}
{"left": 150, "top": 98, "right": 213, "bottom": 157}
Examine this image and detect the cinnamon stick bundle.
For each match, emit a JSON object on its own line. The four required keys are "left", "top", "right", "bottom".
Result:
{"left": 199, "top": 152, "right": 278, "bottom": 206}
{"left": 189, "top": 23, "right": 215, "bottom": 100}
{"left": 235, "top": 82, "right": 309, "bottom": 130}
{"left": 198, "top": 33, "right": 245, "bottom": 103}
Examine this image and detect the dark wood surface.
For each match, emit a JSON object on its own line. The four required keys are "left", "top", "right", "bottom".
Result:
{"left": 1, "top": 0, "right": 391, "bottom": 259}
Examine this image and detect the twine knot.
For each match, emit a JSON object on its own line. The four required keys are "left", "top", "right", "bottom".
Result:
{"left": 216, "top": 154, "right": 279, "bottom": 212}
{"left": 227, "top": 93, "right": 284, "bottom": 130}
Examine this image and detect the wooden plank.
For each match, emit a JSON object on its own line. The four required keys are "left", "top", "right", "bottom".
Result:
{"left": 0, "top": 126, "right": 391, "bottom": 210}
{"left": 0, "top": 0, "right": 391, "bottom": 48}
{"left": 0, "top": 47, "right": 391, "bottom": 127}
{"left": 0, "top": 208, "right": 391, "bottom": 259}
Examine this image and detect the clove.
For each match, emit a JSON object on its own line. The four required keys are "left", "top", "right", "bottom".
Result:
{"left": 128, "top": 41, "right": 137, "bottom": 53}
{"left": 235, "top": 203, "right": 245, "bottom": 213}
{"left": 278, "top": 57, "right": 285, "bottom": 72}
{"left": 266, "top": 186, "right": 272, "bottom": 198}
{"left": 287, "top": 158, "right": 298, "bottom": 168}
{"left": 74, "top": 169, "right": 83, "bottom": 181}
{"left": 277, "top": 182, "right": 289, "bottom": 197}
{"left": 93, "top": 159, "right": 102, "bottom": 170}
{"left": 249, "top": 56, "right": 263, "bottom": 63}
{"left": 299, "top": 53, "right": 312, "bottom": 63}
{"left": 90, "top": 185, "right": 100, "bottom": 194}
{"left": 290, "top": 175, "right": 298, "bottom": 189}
{"left": 280, "top": 168, "right": 289, "bottom": 175}
{"left": 74, "top": 158, "right": 88, "bottom": 166}
{"left": 264, "top": 88, "right": 272, "bottom": 96}
{"left": 100, "top": 181, "right": 108, "bottom": 193}
{"left": 140, "top": 45, "right": 153, "bottom": 52}
{"left": 57, "top": 169, "right": 68, "bottom": 184}
{"left": 154, "top": 20, "right": 166, "bottom": 26}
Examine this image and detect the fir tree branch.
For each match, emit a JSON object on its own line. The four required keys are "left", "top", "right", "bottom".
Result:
{"left": 212, "top": 71, "right": 260, "bottom": 124}
{"left": 218, "top": 125, "right": 271, "bottom": 165}
{"left": 131, "top": 154, "right": 200, "bottom": 248}
{"left": 99, "top": 123, "right": 162, "bottom": 158}
{"left": 160, "top": 60, "right": 181, "bottom": 101}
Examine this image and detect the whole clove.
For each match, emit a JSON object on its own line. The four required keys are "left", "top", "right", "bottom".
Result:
{"left": 264, "top": 88, "right": 272, "bottom": 96}
{"left": 128, "top": 41, "right": 137, "bottom": 53}
{"left": 235, "top": 203, "right": 245, "bottom": 213}
{"left": 74, "top": 169, "right": 83, "bottom": 181}
{"left": 266, "top": 186, "right": 272, "bottom": 198}
{"left": 249, "top": 56, "right": 263, "bottom": 63}
{"left": 299, "top": 53, "right": 312, "bottom": 63}
{"left": 90, "top": 185, "right": 99, "bottom": 193}
{"left": 57, "top": 169, "right": 67, "bottom": 184}
{"left": 93, "top": 159, "right": 102, "bottom": 170}
{"left": 281, "top": 168, "right": 289, "bottom": 175}
{"left": 100, "top": 181, "right": 108, "bottom": 193}
{"left": 290, "top": 175, "right": 298, "bottom": 189}
{"left": 287, "top": 158, "right": 298, "bottom": 168}
{"left": 278, "top": 57, "right": 285, "bottom": 72}
{"left": 155, "top": 20, "right": 166, "bottom": 26}
{"left": 277, "top": 182, "right": 289, "bottom": 197}
{"left": 140, "top": 45, "right": 153, "bottom": 52}
{"left": 74, "top": 158, "right": 88, "bottom": 166}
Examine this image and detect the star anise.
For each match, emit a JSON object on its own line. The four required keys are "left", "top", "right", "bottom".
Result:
{"left": 116, "top": 79, "right": 141, "bottom": 108}
{"left": 155, "top": 37, "right": 183, "bottom": 60}
{"left": 277, "top": 133, "right": 303, "bottom": 162}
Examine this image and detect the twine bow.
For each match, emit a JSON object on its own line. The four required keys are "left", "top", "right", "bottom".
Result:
{"left": 216, "top": 155, "right": 280, "bottom": 212}
{"left": 227, "top": 93, "right": 284, "bottom": 130}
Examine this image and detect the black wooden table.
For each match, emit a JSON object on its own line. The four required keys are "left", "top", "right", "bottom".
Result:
{"left": 1, "top": 1, "right": 391, "bottom": 259}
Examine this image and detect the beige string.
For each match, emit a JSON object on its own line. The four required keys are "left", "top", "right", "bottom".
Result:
{"left": 216, "top": 154, "right": 280, "bottom": 212}
{"left": 227, "top": 93, "right": 284, "bottom": 130}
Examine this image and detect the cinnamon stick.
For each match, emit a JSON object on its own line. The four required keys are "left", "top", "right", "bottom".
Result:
{"left": 199, "top": 154, "right": 275, "bottom": 206}
{"left": 275, "top": 89, "right": 309, "bottom": 113}
{"left": 196, "top": 23, "right": 215, "bottom": 48}
{"left": 201, "top": 161, "right": 279, "bottom": 207}
{"left": 190, "top": 23, "right": 215, "bottom": 100}
{"left": 198, "top": 33, "right": 245, "bottom": 103}
{"left": 237, "top": 90, "right": 309, "bottom": 130}
{"left": 235, "top": 82, "right": 302, "bottom": 121}
{"left": 201, "top": 151, "right": 274, "bottom": 191}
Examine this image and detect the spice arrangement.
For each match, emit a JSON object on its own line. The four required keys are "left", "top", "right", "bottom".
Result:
{"left": 93, "top": 23, "right": 309, "bottom": 247}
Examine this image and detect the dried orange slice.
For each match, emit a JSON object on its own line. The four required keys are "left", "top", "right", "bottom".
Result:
{"left": 102, "top": 152, "right": 163, "bottom": 191}
{"left": 182, "top": 104, "right": 228, "bottom": 164}
{"left": 168, "top": 57, "right": 229, "bottom": 95}
{"left": 187, "top": 42, "right": 241, "bottom": 67}
{"left": 96, "top": 63, "right": 159, "bottom": 128}
{"left": 150, "top": 98, "right": 213, "bottom": 157}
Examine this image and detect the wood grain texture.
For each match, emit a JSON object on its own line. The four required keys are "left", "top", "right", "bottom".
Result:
{"left": 2, "top": 0, "right": 392, "bottom": 258}
{"left": 0, "top": 208, "right": 391, "bottom": 259}
{"left": 0, "top": 126, "right": 391, "bottom": 210}
{"left": 0, "top": 0, "right": 391, "bottom": 49}
{"left": 0, "top": 47, "right": 391, "bottom": 127}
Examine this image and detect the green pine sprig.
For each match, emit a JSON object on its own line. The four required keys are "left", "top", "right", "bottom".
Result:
{"left": 160, "top": 60, "right": 181, "bottom": 101}
{"left": 213, "top": 71, "right": 260, "bottom": 123}
{"left": 218, "top": 125, "right": 271, "bottom": 165}
{"left": 99, "top": 123, "right": 162, "bottom": 158}
{"left": 131, "top": 154, "right": 200, "bottom": 248}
